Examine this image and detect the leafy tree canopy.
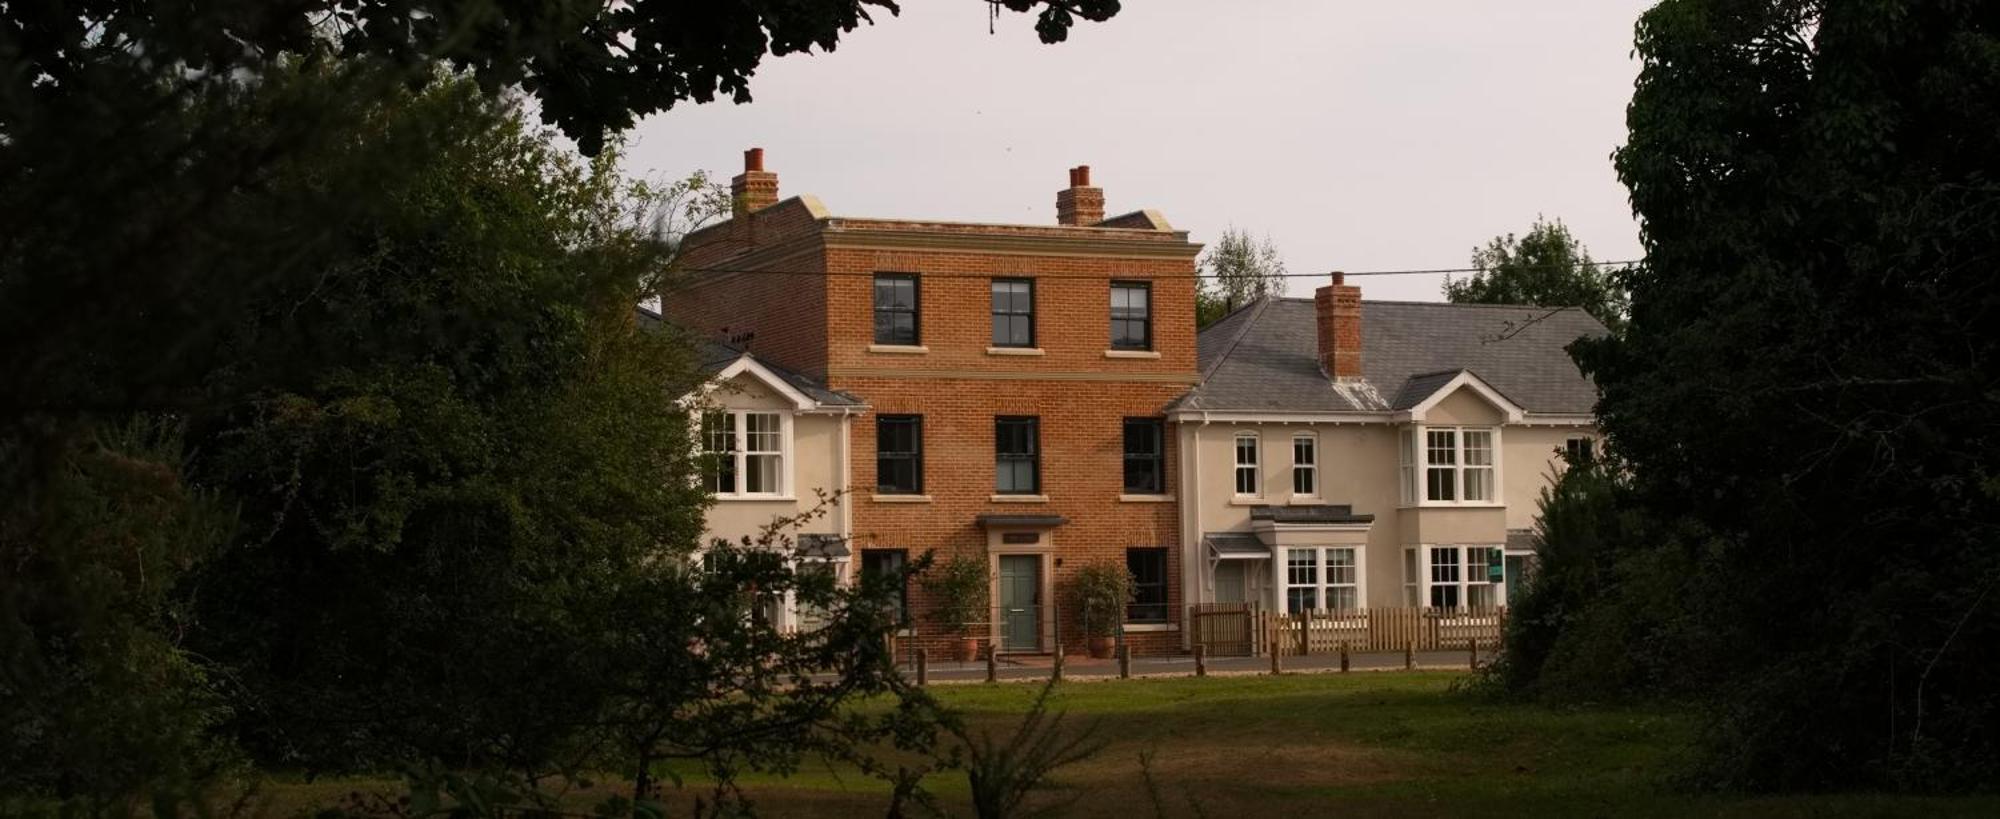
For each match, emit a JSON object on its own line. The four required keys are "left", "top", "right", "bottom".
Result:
{"left": 1196, "top": 227, "right": 1287, "bottom": 327}
{"left": 1444, "top": 217, "right": 1629, "bottom": 331}
{"left": 2, "top": 0, "right": 1121, "bottom": 155}
{"left": 1537, "top": 0, "right": 2000, "bottom": 791}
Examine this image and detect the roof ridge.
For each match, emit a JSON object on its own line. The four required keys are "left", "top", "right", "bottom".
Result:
{"left": 1276, "top": 297, "right": 1584, "bottom": 311}
{"left": 1197, "top": 296, "right": 1273, "bottom": 383}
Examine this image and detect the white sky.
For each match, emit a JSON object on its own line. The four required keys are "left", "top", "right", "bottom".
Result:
{"left": 623, "top": 1, "right": 1652, "bottom": 302}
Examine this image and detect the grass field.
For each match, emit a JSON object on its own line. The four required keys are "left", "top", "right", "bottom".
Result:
{"left": 271, "top": 672, "right": 1999, "bottom": 818}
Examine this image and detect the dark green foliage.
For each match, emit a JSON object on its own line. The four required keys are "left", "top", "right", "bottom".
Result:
{"left": 1527, "top": 0, "right": 2000, "bottom": 792}
{"left": 1444, "top": 217, "right": 1629, "bottom": 331}
{"left": 923, "top": 554, "right": 992, "bottom": 637}
{"left": 1, "top": 1, "right": 1119, "bottom": 156}
{"left": 0, "top": 420, "right": 237, "bottom": 810}
{"left": 1066, "top": 562, "right": 1131, "bottom": 639}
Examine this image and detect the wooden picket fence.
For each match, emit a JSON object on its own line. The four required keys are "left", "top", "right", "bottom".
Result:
{"left": 1191, "top": 605, "right": 1507, "bottom": 657}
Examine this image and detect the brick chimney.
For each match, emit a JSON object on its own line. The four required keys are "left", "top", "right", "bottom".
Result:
{"left": 1315, "top": 272, "right": 1364, "bottom": 380}
{"left": 731, "top": 147, "right": 779, "bottom": 215}
{"left": 1056, "top": 165, "right": 1104, "bottom": 226}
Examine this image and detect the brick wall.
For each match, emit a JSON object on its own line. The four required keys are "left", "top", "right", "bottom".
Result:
{"left": 665, "top": 200, "right": 832, "bottom": 374}
{"left": 664, "top": 171, "right": 1203, "bottom": 656}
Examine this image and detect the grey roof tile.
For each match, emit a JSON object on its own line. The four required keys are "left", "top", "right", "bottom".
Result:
{"left": 636, "top": 307, "right": 863, "bottom": 407}
{"left": 1178, "top": 298, "right": 1605, "bottom": 415}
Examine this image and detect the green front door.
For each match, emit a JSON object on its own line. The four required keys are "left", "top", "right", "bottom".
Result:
{"left": 998, "top": 555, "right": 1042, "bottom": 652}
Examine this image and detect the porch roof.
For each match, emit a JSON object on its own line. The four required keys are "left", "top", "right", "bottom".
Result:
{"left": 1248, "top": 504, "right": 1375, "bottom": 525}
{"left": 975, "top": 514, "right": 1069, "bottom": 528}
{"left": 797, "top": 534, "right": 850, "bottom": 559}
{"left": 1203, "top": 532, "right": 1270, "bottom": 559}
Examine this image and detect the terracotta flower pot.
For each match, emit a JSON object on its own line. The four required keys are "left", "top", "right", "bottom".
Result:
{"left": 1087, "top": 636, "right": 1116, "bottom": 659}
{"left": 956, "top": 637, "right": 981, "bottom": 663}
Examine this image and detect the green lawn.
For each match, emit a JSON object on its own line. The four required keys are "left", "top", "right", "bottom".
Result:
{"left": 268, "top": 672, "right": 1999, "bottom": 818}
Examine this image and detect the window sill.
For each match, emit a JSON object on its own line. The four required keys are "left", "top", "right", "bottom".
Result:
{"left": 713, "top": 495, "right": 798, "bottom": 502}
{"left": 1119, "top": 493, "right": 1174, "bottom": 503}
{"left": 986, "top": 346, "right": 1045, "bottom": 356}
{"left": 868, "top": 344, "right": 929, "bottom": 354}
{"left": 1228, "top": 496, "right": 1267, "bottom": 506}
{"left": 1122, "top": 622, "right": 1177, "bottom": 633}
{"left": 990, "top": 494, "right": 1049, "bottom": 503}
{"left": 1103, "top": 349, "right": 1161, "bottom": 359}
{"left": 872, "top": 494, "right": 933, "bottom": 503}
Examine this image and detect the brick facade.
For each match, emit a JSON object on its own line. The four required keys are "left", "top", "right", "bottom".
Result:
{"left": 664, "top": 151, "right": 1201, "bottom": 656}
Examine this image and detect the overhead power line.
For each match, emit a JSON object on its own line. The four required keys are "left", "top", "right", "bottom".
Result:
{"left": 673, "top": 259, "right": 1643, "bottom": 281}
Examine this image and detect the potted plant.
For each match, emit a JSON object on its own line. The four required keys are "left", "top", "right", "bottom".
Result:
{"left": 1069, "top": 562, "right": 1132, "bottom": 659}
{"left": 922, "top": 554, "right": 989, "bottom": 662}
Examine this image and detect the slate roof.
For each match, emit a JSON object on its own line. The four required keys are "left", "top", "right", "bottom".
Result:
{"left": 637, "top": 307, "right": 862, "bottom": 407}
{"left": 1178, "top": 298, "right": 1606, "bottom": 415}
{"left": 1248, "top": 505, "right": 1375, "bottom": 525}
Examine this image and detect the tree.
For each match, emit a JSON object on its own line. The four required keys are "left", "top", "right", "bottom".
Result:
{"left": 1558, "top": 0, "right": 2000, "bottom": 791}
{"left": 1195, "top": 227, "right": 1287, "bottom": 327}
{"left": 1444, "top": 217, "right": 1628, "bottom": 331}
{"left": 2, "top": 1, "right": 1119, "bottom": 156}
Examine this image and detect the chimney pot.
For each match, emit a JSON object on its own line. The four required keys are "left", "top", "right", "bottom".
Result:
{"left": 1056, "top": 164, "right": 1105, "bottom": 226}
{"left": 744, "top": 147, "right": 764, "bottom": 172}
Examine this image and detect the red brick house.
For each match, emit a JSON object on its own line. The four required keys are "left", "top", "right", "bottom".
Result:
{"left": 664, "top": 149, "right": 1202, "bottom": 657}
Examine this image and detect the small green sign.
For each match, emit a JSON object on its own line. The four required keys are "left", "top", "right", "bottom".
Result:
{"left": 1489, "top": 563, "right": 1506, "bottom": 583}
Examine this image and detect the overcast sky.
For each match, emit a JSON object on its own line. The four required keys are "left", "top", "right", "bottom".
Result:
{"left": 623, "top": 1, "right": 1653, "bottom": 302}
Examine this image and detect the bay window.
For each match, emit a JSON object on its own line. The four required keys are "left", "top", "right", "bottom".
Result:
{"left": 1413, "top": 545, "right": 1506, "bottom": 612}
{"left": 1403, "top": 425, "right": 1500, "bottom": 505}
{"left": 703, "top": 410, "right": 788, "bottom": 497}
{"left": 1282, "top": 546, "right": 1362, "bottom": 613}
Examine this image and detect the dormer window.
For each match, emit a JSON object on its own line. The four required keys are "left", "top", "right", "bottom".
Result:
{"left": 1400, "top": 426, "right": 1498, "bottom": 505}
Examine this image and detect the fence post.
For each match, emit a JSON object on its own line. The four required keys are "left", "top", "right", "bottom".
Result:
{"left": 1340, "top": 641, "right": 1350, "bottom": 673}
{"left": 1300, "top": 610, "right": 1312, "bottom": 655}
{"left": 1469, "top": 637, "right": 1479, "bottom": 669}
{"left": 1405, "top": 638, "right": 1415, "bottom": 670}
{"left": 1053, "top": 643, "right": 1064, "bottom": 683}
{"left": 1269, "top": 631, "right": 1282, "bottom": 675}
{"left": 1118, "top": 643, "right": 1131, "bottom": 679}
{"left": 1194, "top": 644, "right": 1207, "bottom": 677}
{"left": 916, "top": 648, "right": 929, "bottom": 686}
{"left": 986, "top": 645, "right": 998, "bottom": 683}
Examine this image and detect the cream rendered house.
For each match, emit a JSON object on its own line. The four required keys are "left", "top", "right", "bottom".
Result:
{"left": 644, "top": 309, "right": 868, "bottom": 631}
{"left": 1170, "top": 276, "right": 1604, "bottom": 628}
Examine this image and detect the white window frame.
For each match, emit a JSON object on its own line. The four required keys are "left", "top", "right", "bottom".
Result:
{"left": 703, "top": 409, "right": 793, "bottom": 499}
{"left": 1279, "top": 545, "right": 1365, "bottom": 614}
{"left": 1403, "top": 425, "right": 1502, "bottom": 506}
{"left": 1413, "top": 544, "right": 1506, "bottom": 612}
{"left": 1290, "top": 432, "right": 1318, "bottom": 499}
{"left": 1232, "top": 432, "right": 1261, "bottom": 498}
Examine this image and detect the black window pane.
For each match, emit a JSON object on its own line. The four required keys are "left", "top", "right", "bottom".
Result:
{"left": 995, "top": 417, "right": 1039, "bottom": 494}
{"left": 1109, "top": 282, "right": 1151, "bottom": 350}
{"left": 861, "top": 549, "right": 909, "bottom": 625}
{"left": 874, "top": 274, "right": 919, "bottom": 344}
{"left": 1122, "top": 418, "right": 1164, "bottom": 494}
{"left": 990, "top": 279, "right": 1034, "bottom": 348}
{"left": 1126, "top": 548, "right": 1169, "bottom": 622}
{"left": 876, "top": 415, "right": 923, "bottom": 494}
